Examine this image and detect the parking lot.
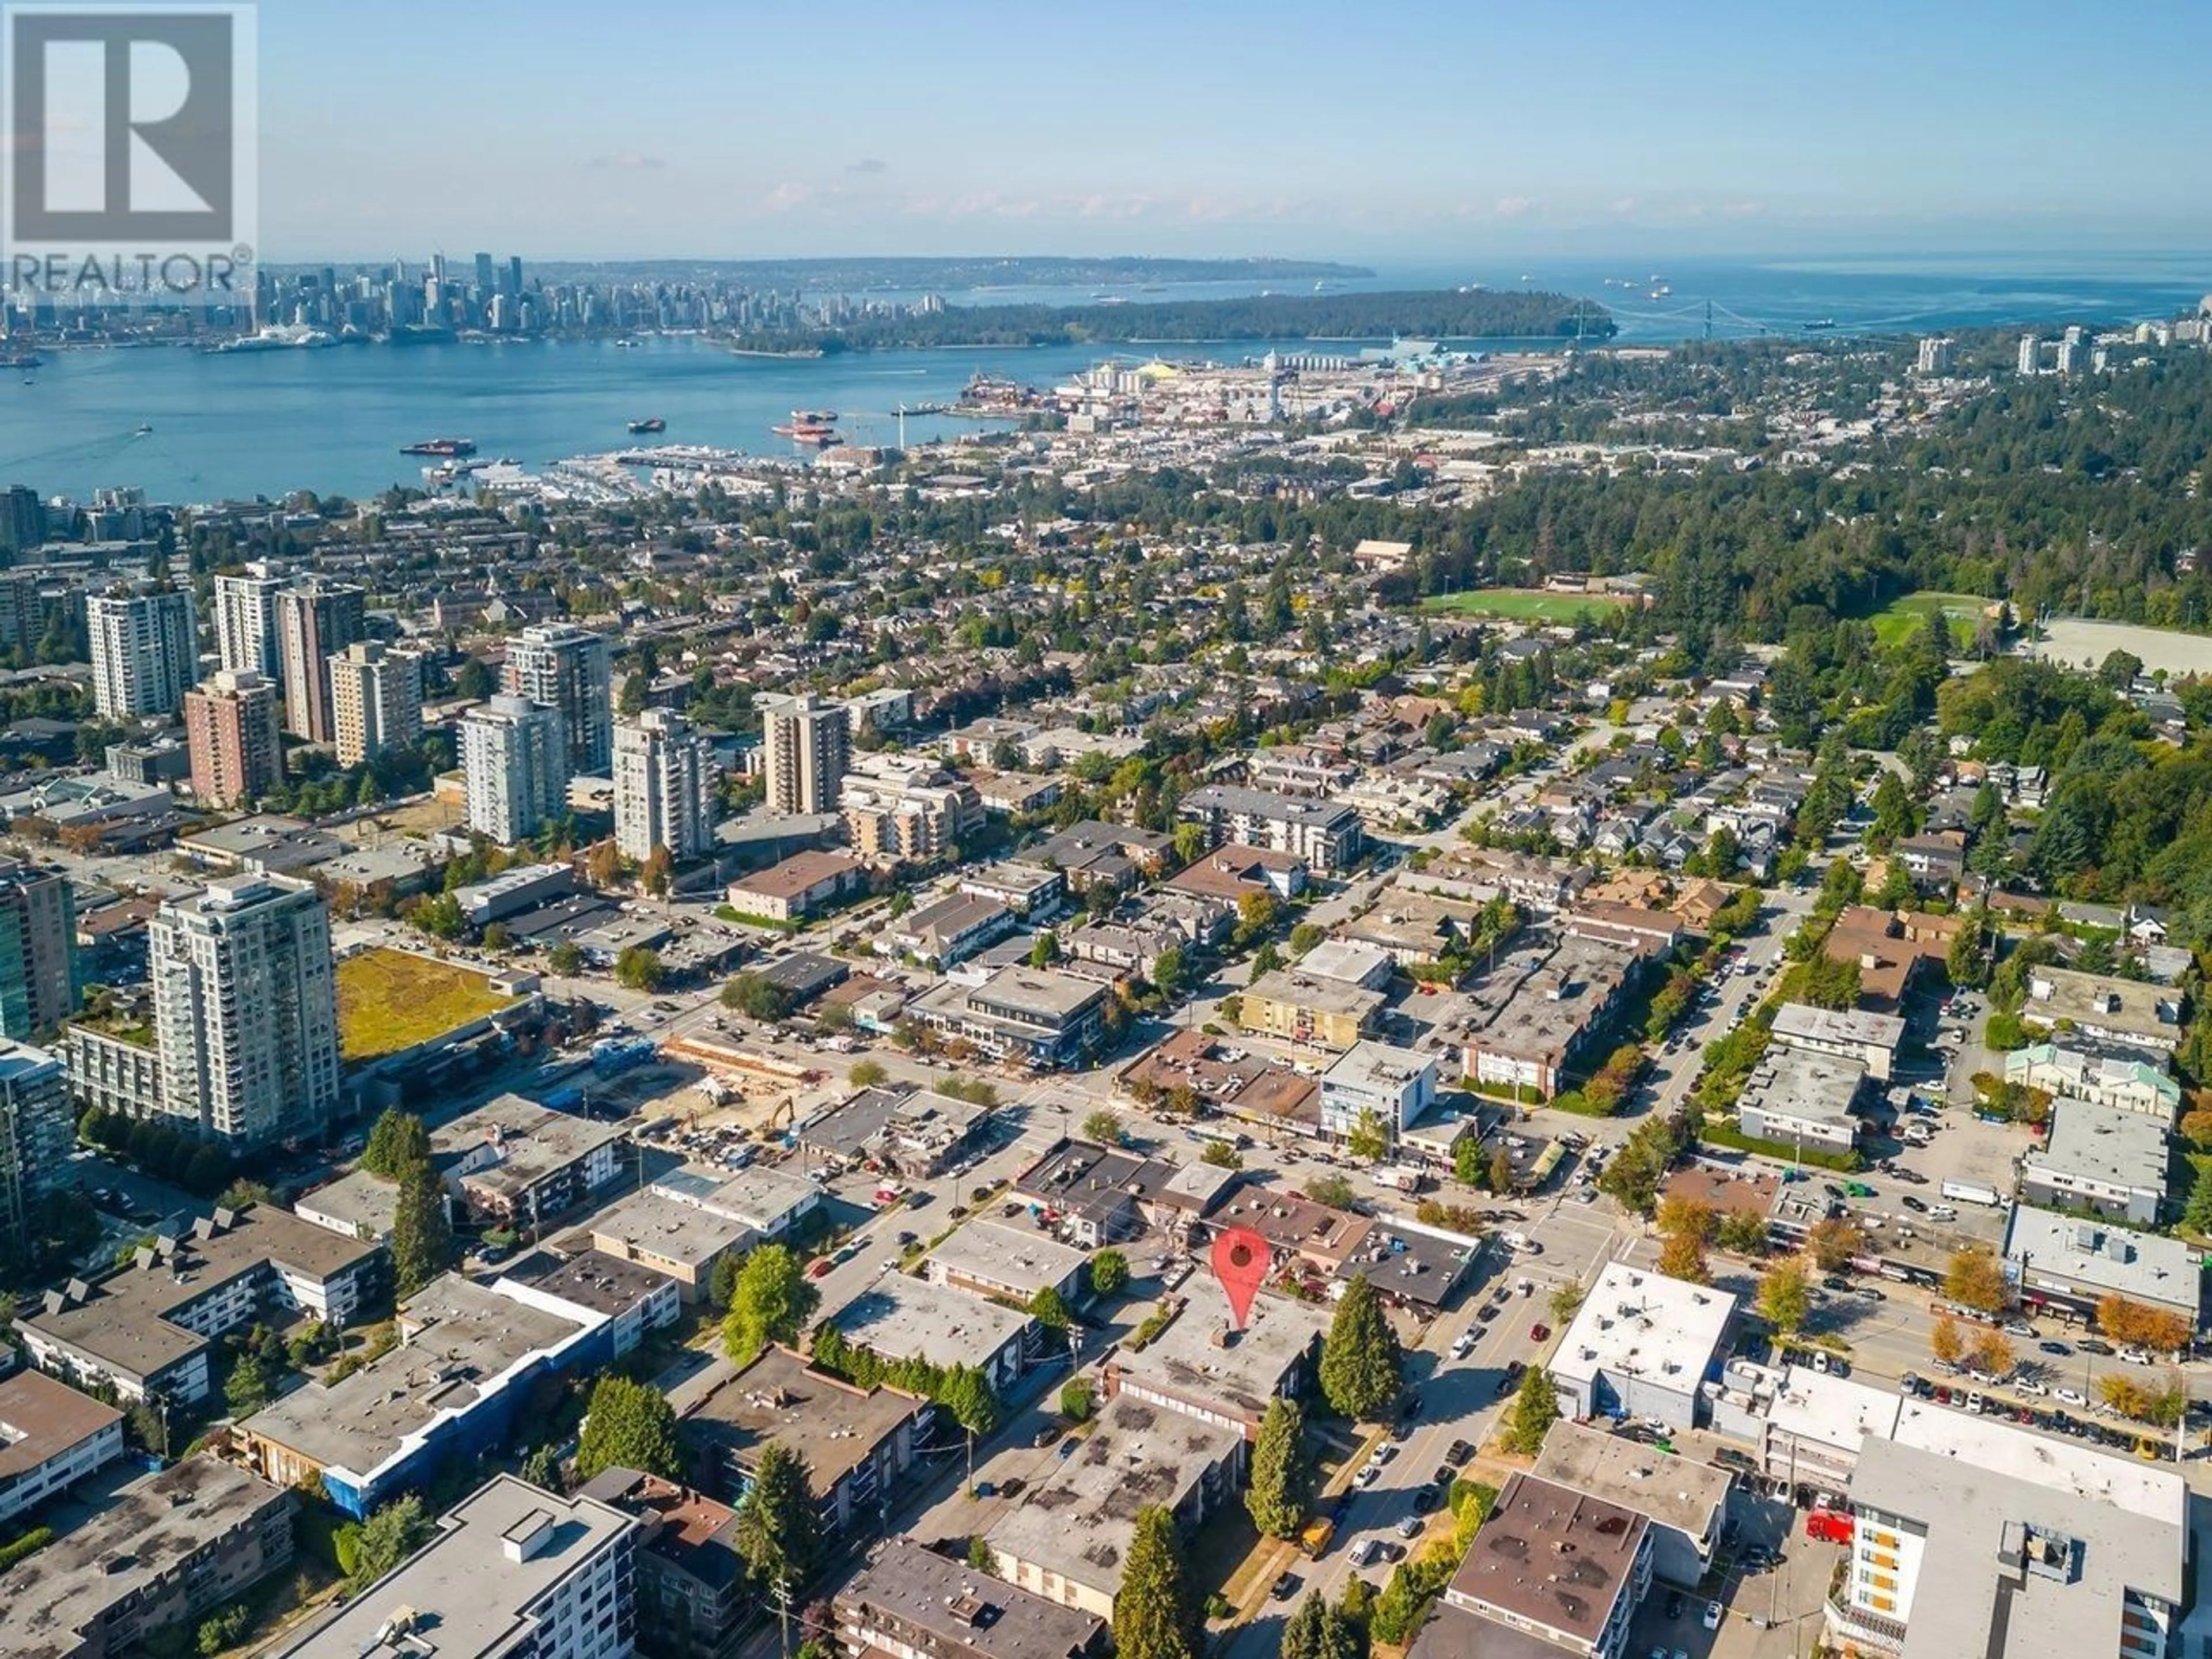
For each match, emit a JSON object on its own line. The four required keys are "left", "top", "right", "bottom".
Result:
{"left": 1620, "top": 1488, "right": 1840, "bottom": 1659}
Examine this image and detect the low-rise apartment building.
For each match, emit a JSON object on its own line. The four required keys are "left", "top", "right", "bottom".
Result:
{"left": 0, "top": 1369, "right": 125, "bottom": 1528}
{"left": 1177, "top": 784, "right": 1364, "bottom": 875}
{"left": 2019, "top": 1099, "right": 2170, "bottom": 1226}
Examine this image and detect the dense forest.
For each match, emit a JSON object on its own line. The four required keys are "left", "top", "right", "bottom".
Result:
{"left": 729, "top": 289, "right": 1617, "bottom": 352}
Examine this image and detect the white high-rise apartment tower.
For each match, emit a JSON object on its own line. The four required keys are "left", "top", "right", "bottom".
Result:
{"left": 503, "top": 624, "right": 613, "bottom": 777}
{"left": 461, "top": 695, "right": 569, "bottom": 845}
{"left": 149, "top": 874, "right": 340, "bottom": 1145}
{"left": 211, "top": 563, "right": 287, "bottom": 678}
{"left": 87, "top": 587, "right": 196, "bottom": 720}
{"left": 612, "top": 709, "right": 718, "bottom": 863}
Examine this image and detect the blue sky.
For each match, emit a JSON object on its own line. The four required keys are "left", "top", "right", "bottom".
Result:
{"left": 260, "top": 0, "right": 2212, "bottom": 262}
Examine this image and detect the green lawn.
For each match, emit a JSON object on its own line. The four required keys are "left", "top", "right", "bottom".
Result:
{"left": 1869, "top": 590, "right": 1988, "bottom": 649}
{"left": 1420, "top": 588, "right": 1633, "bottom": 624}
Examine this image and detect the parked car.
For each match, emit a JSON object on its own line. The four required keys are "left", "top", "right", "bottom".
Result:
{"left": 1271, "top": 1571, "right": 1299, "bottom": 1601}
{"left": 1529, "top": 1323, "right": 1551, "bottom": 1342}
{"left": 1396, "top": 1516, "right": 1425, "bottom": 1539}
{"left": 1349, "top": 1539, "right": 1381, "bottom": 1569}
{"left": 2077, "top": 1339, "right": 2116, "bottom": 1357}
{"left": 1703, "top": 1602, "right": 1723, "bottom": 1631}
{"left": 2039, "top": 1340, "right": 2071, "bottom": 1357}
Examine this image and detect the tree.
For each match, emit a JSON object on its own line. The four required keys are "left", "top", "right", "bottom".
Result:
{"left": 639, "top": 846, "right": 673, "bottom": 897}
{"left": 1930, "top": 1310, "right": 1965, "bottom": 1368}
{"left": 1965, "top": 1330, "right": 2016, "bottom": 1377}
{"left": 519, "top": 1442, "right": 565, "bottom": 1493}
{"left": 1944, "top": 1244, "right": 2010, "bottom": 1313}
{"left": 1151, "top": 946, "right": 1187, "bottom": 998}
{"left": 348, "top": 1495, "right": 433, "bottom": 1589}
{"left": 410, "top": 891, "right": 467, "bottom": 941}
{"left": 1082, "top": 1108, "right": 1127, "bottom": 1146}
{"left": 2186, "top": 1162, "right": 2212, "bottom": 1236}
{"left": 587, "top": 841, "right": 623, "bottom": 888}
{"left": 1089, "top": 1249, "right": 1130, "bottom": 1297}
{"left": 2180, "top": 1109, "right": 2212, "bottom": 1151}
{"left": 1499, "top": 1364, "right": 1559, "bottom": 1455}
{"left": 1716, "top": 1211, "right": 1770, "bottom": 1256}
{"left": 734, "top": 1441, "right": 823, "bottom": 1658}
{"left": 1248, "top": 942, "right": 1283, "bottom": 984}
{"left": 574, "top": 1375, "right": 684, "bottom": 1483}
{"left": 1756, "top": 1256, "right": 1812, "bottom": 1335}
{"left": 1657, "top": 1231, "right": 1710, "bottom": 1283}
{"left": 615, "top": 946, "right": 665, "bottom": 991}
{"left": 1113, "top": 1506, "right": 1200, "bottom": 1659}
{"left": 1199, "top": 1139, "right": 1242, "bottom": 1169}
{"left": 1804, "top": 1217, "right": 1866, "bottom": 1272}
{"left": 1246, "top": 1396, "right": 1313, "bottom": 1538}
{"left": 1343, "top": 1108, "right": 1391, "bottom": 1166}
{"left": 391, "top": 1159, "right": 452, "bottom": 1296}
{"left": 1946, "top": 912, "right": 1991, "bottom": 989}
{"left": 1060, "top": 1378, "right": 1094, "bottom": 1421}
{"left": 847, "top": 1058, "right": 890, "bottom": 1089}
{"left": 1547, "top": 1282, "right": 1586, "bottom": 1323}
{"left": 359, "top": 1109, "right": 431, "bottom": 1177}
{"left": 1028, "top": 1285, "right": 1073, "bottom": 1331}
{"left": 1029, "top": 930, "right": 1059, "bottom": 969}
{"left": 1319, "top": 1275, "right": 1404, "bottom": 1421}
{"left": 1453, "top": 1137, "right": 1485, "bottom": 1188}
{"left": 547, "top": 940, "right": 585, "bottom": 976}
{"left": 1488, "top": 1146, "right": 1514, "bottom": 1194}
{"left": 724, "top": 972, "right": 795, "bottom": 1022}
{"left": 2096, "top": 1293, "right": 2193, "bottom": 1356}
{"left": 722, "top": 1245, "right": 820, "bottom": 1363}
{"left": 1655, "top": 1196, "right": 1717, "bottom": 1244}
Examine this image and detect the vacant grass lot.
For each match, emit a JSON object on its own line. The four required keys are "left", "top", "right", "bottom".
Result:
{"left": 1869, "top": 590, "right": 1988, "bottom": 649}
{"left": 1419, "top": 588, "right": 1633, "bottom": 624}
{"left": 334, "top": 946, "right": 517, "bottom": 1064}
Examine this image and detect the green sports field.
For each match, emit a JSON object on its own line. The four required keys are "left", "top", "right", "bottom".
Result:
{"left": 1419, "top": 589, "right": 1633, "bottom": 624}
{"left": 1869, "top": 590, "right": 1988, "bottom": 649}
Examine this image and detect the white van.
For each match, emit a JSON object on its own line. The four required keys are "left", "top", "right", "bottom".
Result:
{"left": 1929, "top": 1205, "right": 1958, "bottom": 1222}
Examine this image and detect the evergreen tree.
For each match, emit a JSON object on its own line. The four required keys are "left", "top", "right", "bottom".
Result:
{"left": 735, "top": 1441, "right": 822, "bottom": 1658}
{"left": 390, "top": 1158, "right": 452, "bottom": 1296}
{"left": 359, "top": 1108, "right": 429, "bottom": 1177}
{"left": 574, "top": 1375, "right": 684, "bottom": 1483}
{"left": 2185, "top": 1162, "right": 2212, "bottom": 1235}
{"left": 1113, "top": 1506, "right": 1200, "bottom": 1659}
{"left": 1500, "top": 1364, "right": 1559, "bottom": 1455}
{"left": 1245, "top": 1396, "right": 1312, "bottom": 1538}
{"left": 1319, "top": 1275, "right": 1404, "bottom": 1421}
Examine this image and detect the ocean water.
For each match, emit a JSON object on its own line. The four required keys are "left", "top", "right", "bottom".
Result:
{"left": 2, "top": 251, "right": 2206, "bottom": 505}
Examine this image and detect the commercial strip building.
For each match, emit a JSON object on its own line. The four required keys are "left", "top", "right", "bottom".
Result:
{"left": 229, "top": 1274, "right": 601, "bottom": 1518}
{"left": 149, "top": 874, "right": 340, "bottom": 1146}
{"left": 1317, "top": 1039, "right": 1438, "bottom": 1146}
{"left": 1546, "top": 1263, "right": 1737, "bottom": 1432}
{"left": 2020, "top": 1099, "right": 2171, "bottom": 1226}
{"left": 911, "top": 965, "right": 1109, "bottom": 1070}
{"left": 2002, "top": 1205, "right": 2205, "bottom": 1331}
{"left": 2020, "top": 966, "right": 2185, "bottom": 1054}
{"left": 979, "top": 1392, "right": 1243, "bottom": 1620}
{"left": 268, "top": 1475, "right": 635, "bottom": 1659}
{"left": 0, "top": 1368, "right": 125, "bottom": 1528}
{"left": 0, "top": 1457, "right": 295, "bottom": 1659}
{"left": 183, "top": 669, "right": 283, "bottom": 808}
{"left": 833, "top": 1536, "right": 1108, "bottom": 1659}
{"left": 925, "top": 1219, "right": 1091, "bottom": 1305}
{"left": 1767, "top": 1002, "right": 1906, "bottom": 1083}
{"left": 1830, "top": 1407, "right": 2188, "bottom": 1659}
{"left": 17, "top": 1207, "right": 381, "bottom": 1406}
{"left": 796, "top": 1083, "right": 995, "bottom": 1177}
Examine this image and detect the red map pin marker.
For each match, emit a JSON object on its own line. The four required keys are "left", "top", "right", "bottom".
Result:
{"left": 1211, "top": 1225, "right": 1270, "bottom": 1331}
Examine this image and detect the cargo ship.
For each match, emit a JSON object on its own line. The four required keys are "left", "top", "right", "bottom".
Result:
{"left": 626, "top": 416, "right": 666, "bottom": 434}
{"left": 399, "top": 436, "right": 476, "bottom": 457}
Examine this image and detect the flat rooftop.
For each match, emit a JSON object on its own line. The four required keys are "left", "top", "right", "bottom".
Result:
{"left": 1450, "top": 931, "right": 1653, "bottom": 1066}
{"left": 2003, "top": 1205, "right": 2204, "bottom": 1311}
{"left": 839, "top": 1536, "right": 1105, "bottom": 1659}
{"left": 1444, "top": 1471, "right": 1648, "bottom": 1647}
{"left": 2022, "top": 1097, "right": 2169, "bottom": 1192}
{"left": 800, "top": 1084, "right": 991, "bottom": 1163}
{"left": 269, "top": 1476, "right": 634, "bottom": 1659}
{"left": 1299, "top": 938, "right": 1393, "bottom": 986}
{"left": 0, "top": 1370, "right": 122, "bottom": 1481}
{"left": 586, "top": 1188, "right": 751, "bottom": 1270}
{"left": 1550, "top": 1262, "right": 1737, "bottom": 1397}
{"left": 682, "top": 1346, "right": 922, "bottom": 1495}
{"left": 1739, "top": 1046, "right": 1867, "bottom": 1127}
{"left": 2023, "top": 965, "right": 2183, "bottom": 1045}
{"left": 926, "top": 1220, "right": 1090, "bottom": 1300}
{"left": 1, "top": 1457, "right": 288, "bottom": 1659}
{"left": 1763, "top": 1363, "right": 1902, "bottom": 1459}
{"left": 239, "top": 1276, "right": 592, "bottom": 1478}
{"left": 1853, "top": 1421, "right": 2186, "bottom": 1659}
{"left": 1769, "top": 1002, "right": 1907, "bottom": 1052}
{"left": 982, "top": 1393, "right": 1240, "bottom": 1599}
{"left": 965, "top": 964, "right": 1108, "bottom": 1020}
{"left": 293, "top": 1168, "right": 400, "bottom": 1240}
{"left": 833, "top": 1273, "right": 1032, "bottom": 1374}
{"left": 432, "top": 1094, "right": 630, "bottom": 1198}
{"left": 498, "top": 1248, "right": 676, "bottom": 1318}
{"left": 1111, "top": 1293, "right": 1329, "bottom": 1419}
{"left": 1321, "top": 1039, "right": 1437, "bottom": 1094}
{"left": 1242, "top": 967, "right": 1387, "bottom": 1020}
{"left": 1530, "top": 1419, "right": 1734, "bottom": 1541}
{"left": 657, "top": 1162, "right": 823, "bottom": 1230}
